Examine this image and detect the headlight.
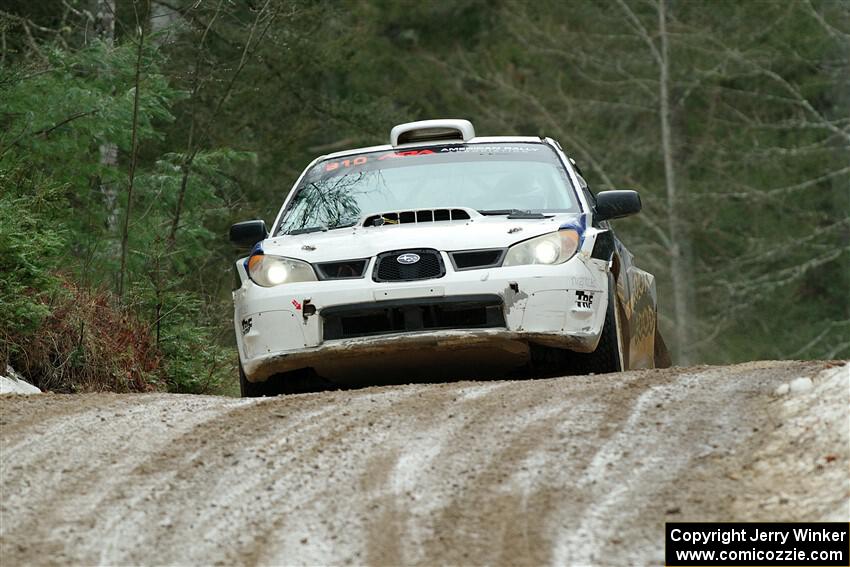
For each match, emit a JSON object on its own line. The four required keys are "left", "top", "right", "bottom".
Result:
{"left": 503, "top": 229, "right": 580, "bottom": 266}
{"left": 247, "top": 254, "right": 317, "bottom": 286}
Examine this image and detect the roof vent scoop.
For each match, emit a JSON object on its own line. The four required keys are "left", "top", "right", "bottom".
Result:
{"left": 390, "top": 119, "right": 475, "bottom": 147}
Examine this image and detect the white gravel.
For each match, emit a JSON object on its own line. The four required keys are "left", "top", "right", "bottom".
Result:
{"left": 1, "top": 360, "right": 847, "bottom": 565}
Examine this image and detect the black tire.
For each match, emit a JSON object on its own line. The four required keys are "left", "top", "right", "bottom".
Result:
{"left": 530, "top": 274, "right": 624, "bottom": 376}
{"left": 239, "top": 363, "right": 272, "bottom": 397}
{"left": 571, "top": 273, "right": 624, "bottom": 374}
{"left": 654, "top": 324, "right": 672, "bottom": 368}
{"left": 239, "top": 362, "right": 331, "bottom": 397}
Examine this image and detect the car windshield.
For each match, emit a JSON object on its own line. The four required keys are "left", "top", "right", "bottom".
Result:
{"left": 277, "top": 142, "right": 580, "bottom": 234}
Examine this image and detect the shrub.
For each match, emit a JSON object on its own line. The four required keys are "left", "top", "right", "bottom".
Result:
{"left": 10, "top": 279, "right": 163, "bottom": 393}
{"left": 128, "top": 284, "right": 234, "bottom": 395}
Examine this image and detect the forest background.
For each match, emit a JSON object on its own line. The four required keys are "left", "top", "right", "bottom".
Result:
{"left": 1, "top": 0, "right": 847, "bottom": 394}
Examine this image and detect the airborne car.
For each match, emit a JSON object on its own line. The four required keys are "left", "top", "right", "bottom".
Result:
{"left": 231, "top": 119, "right": 669, "bottom": 396}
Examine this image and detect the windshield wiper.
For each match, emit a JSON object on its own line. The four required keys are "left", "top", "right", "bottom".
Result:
{"left": 286, "top": 226, "right": 325, "bottom": 235}
{"left": 329, "top": 219, "right": 358, "bottom": 230}
{"left": 477, "top": 209, "right": 551, "bottom": 219}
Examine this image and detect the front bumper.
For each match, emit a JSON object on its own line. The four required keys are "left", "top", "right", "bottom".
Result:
{"left": 234, "top": 253, "right": 610, "bottom": 382}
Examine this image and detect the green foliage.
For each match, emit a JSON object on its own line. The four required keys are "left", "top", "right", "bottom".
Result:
{"left": 1, "top": 40, "right": 176, "bottom": 173}
{"left": 0, "top": 20, "right": 240, "bottom": 393}
{"left": 0, "top": 169, "right": 65, "bottom": 359}
{"left": 124, "top": 147, "right": 252, "bottom": 393}
{"left": 146, "top": 289, "right": 233, "bottom": 394}
{"left": 1, "top": 40, "right": 182, "bottom": 275}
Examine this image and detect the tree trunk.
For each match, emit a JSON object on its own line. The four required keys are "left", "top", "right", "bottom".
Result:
{"left": 658, "top": 0, "right": 692, "bottom": 364}
{"left": 95, "top": 0, "right": 119, "bottom": 238}
{"left": 118, "top": 21, "right": 145, "bottom": 299}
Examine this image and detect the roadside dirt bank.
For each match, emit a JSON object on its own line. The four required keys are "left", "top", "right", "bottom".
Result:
{"left": 1, "top": 360, "right": 847, "bottom": 566}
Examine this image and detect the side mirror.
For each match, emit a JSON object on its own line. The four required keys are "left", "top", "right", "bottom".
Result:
{"left": 595, "top": 190, "right": 641, "bottom": 221}
{"left": 229, "top": 220, "right": 268, "bottom": 248}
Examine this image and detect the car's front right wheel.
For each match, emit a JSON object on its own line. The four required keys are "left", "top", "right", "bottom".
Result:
{"left": 239, "top": 362, "right": 272, "bottom": 397}
{"left": 239, "top": 362, "right": 333, "bottom": 397}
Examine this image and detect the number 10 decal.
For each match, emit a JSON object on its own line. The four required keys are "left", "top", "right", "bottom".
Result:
{"left": 325, "top": 156, "right": 368, "bottom": 171}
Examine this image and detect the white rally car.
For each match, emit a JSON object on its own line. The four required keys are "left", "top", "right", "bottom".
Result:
{"left": 230, "top": 119, "right": 669, "bottom": 396}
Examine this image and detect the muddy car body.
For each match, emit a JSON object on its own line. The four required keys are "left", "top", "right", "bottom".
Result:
{"left": 231, "top": 119, "right": 668, "bottom": 396}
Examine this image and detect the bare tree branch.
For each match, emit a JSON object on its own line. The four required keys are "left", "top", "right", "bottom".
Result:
{"left": 802, "top": 0, "right": 850, "bottom": 40}
{"left": 614, "top": 0, "right": 662, "bottom": 65}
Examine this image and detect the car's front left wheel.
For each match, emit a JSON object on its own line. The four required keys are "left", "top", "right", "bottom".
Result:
{"left": 571, "top": 273, "right": 624, "bottom": 374}
{"left": 530, "top": 273, "right": 624, "bottom": 376}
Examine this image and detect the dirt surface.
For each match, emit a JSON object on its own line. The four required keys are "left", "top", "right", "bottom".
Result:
{"left": 1, "top": 360, "right": 848, "bottom": 565}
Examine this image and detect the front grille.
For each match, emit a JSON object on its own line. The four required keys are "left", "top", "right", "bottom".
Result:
{"left": 450, "top": 249, "right": 506, "bottom": 270}
{"left": 315, "top": 259, "right": 368, "bottom": 280}
{"left": 373, "top": 249, "right": 445, "bottom": 282}
{"left": 322, "top": 295, "right": 505, "bottom": 340}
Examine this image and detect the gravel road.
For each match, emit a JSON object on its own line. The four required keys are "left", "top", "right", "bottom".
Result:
{"left": 1, "top": 360, "right": 848, "bottom": 566}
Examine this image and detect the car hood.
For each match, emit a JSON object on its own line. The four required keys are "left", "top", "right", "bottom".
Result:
{"left": 258, "top": 212, "right": 585, "bottom": 262}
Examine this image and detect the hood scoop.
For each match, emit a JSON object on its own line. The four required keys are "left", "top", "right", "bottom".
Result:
{"left": 364, "top": 208, "right": 472, "bottom": 227}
